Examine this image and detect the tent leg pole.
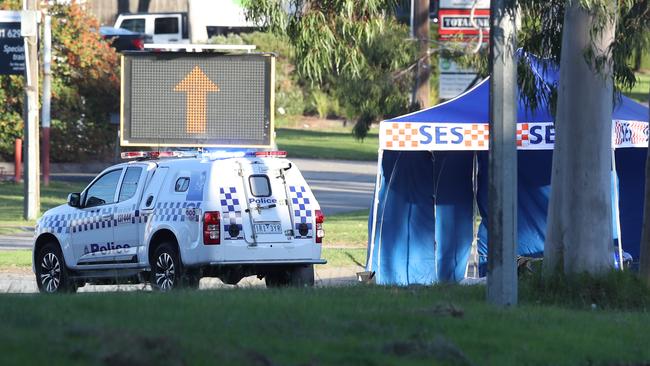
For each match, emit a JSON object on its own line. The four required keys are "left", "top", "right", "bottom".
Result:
{"left": 612, "top": 148, "right": 624, "bottom": 271}
{"left": 368, "top": 149, "right": 384, "bottom": 273}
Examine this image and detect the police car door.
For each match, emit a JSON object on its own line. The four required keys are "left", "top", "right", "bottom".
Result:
{"left": 112, "top": 164, "right": 149, "bottom": 264}
{"left": 239, "top": 161, "right": 293, "bottom": 244}
{"left": 71, "top": 168, "right": 124, "bottom": 266}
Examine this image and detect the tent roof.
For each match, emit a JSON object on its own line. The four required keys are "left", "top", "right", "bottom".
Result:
{"left": 386, "top": 55, "right": 648, "bottom": 124}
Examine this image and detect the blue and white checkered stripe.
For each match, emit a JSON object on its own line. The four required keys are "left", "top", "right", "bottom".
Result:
{"left": 220, "top": 187, "right": 243, "bottom": 240}
{"left": 289, "top": 186, "right": 313, "bottom": 239}
{"left": 153, "top": 201, "right": 202, "bottom": 222}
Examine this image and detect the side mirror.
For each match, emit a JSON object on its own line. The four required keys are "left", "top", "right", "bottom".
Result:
{"left": 67, "top": 193, "right": 81, "bottom": 208}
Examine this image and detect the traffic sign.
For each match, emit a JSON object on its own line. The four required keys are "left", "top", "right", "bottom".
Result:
{"left": 0, "top": 11, "right": 24, "bottom": 75}
{"left": 121, "top": 52, "right": 275, "bottom": 148}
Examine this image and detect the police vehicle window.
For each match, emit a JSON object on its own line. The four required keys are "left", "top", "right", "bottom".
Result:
{"left": 154, "top": 17, "right": 178, "bottom": 34}
{"left": 248, "top": 175, "right": 271, "bottom": 197}
{"left": 120, "top": 18, "right": 145, "bottom": 33}
{"left": 84, "top": 169, "right": 122, "bottom": 207}
{"left": 118, "top": 167, "right": 143, "bottom": 202}
{"left": 175, "top": 177, "right": 190, "bottom": 192}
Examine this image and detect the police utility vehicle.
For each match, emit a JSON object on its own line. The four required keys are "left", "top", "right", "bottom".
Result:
{"left": 33, "top": 151, "right": 326, "bottom": 293}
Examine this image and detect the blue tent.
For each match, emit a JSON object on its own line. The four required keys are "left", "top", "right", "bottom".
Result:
{"left": 366, "top": 58, "right": 649, "bottom": 285}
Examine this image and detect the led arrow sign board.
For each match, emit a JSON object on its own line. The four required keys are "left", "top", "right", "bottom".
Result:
{"left": 120, "top": 52, "right": 274, "bottom": 147}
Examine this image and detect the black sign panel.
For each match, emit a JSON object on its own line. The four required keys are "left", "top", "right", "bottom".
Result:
{"left": 0, "top": 21, "right": 25, "bottom": 75}
{"left": 121, "top": 52, "right": 274, "bottom": 148}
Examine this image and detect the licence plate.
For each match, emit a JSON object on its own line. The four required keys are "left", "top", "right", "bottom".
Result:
{"left": 254, "top": 222, "right": 282, "bottom": 234}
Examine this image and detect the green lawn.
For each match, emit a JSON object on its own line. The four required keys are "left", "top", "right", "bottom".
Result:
{"left": 324, "top": 209, "right": 369, "bottom": 247}
{"left": 0, "top": 181, "right": 87, "bottom": 233}
{"left": 1, "top": 285, "right": 650, "bottom": 365}
{"left": 276, "top": 128, "right": 379, "bottom": 161}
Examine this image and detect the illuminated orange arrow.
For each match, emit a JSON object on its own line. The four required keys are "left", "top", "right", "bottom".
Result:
{"left": 174, "top": 66, "right": 219, "bottom": 134}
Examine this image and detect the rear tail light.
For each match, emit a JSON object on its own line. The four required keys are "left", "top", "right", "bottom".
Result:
{"left": 203, "top": 211, "right": 221, "bottom": 245}
{"left": 131, "top": 38, "right": 144, "bottom": 50}
{"left": 315, "top": 210, "right": 325, "bottom": 244}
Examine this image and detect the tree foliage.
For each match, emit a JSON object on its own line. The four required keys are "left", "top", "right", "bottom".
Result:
{"left": 516, "top": 0, "right": 647, "bottom": 114}
{"left": 245, "top": 0, "right": 416, "bottom": 138}
{"left": 0, "top": 1, "right": 120, "bottom": 162}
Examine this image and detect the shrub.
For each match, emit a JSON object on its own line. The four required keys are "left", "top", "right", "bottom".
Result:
{"left": 0, "top": 1, "right": 120, "bottom": 162}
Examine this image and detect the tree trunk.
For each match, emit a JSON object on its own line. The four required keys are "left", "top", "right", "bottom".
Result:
{"left": 544, "top": 0, "right": 616, "bottom": 275}
{"left": 640, "top": 84, "right": 650, "bottom": 282}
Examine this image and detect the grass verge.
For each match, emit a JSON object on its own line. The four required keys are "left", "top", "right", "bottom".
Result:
{"left": 1, "top": 285, "right": 650, "bottom": 365}
{"left": 324, "top": 209, "right": 369, "bottom": 247}
{"left": 276, "top": 128, "right": 379, "bottom": 161}
{"left": 0, "top": 181, "right": 87, "bottom": 233}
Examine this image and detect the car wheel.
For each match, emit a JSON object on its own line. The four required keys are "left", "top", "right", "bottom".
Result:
{"left": 265, "top": 265, "right": 314, "bottom": 288}
{"left": 290, "top": 265, "right": 314, "bottom": 287}
{"left": 35, "top": 242, "right": 76, "bottom": 293}
{"left": 184, "top": 268, "right": 201, "bottom": 289}
{"left": 151, "top": 242, "right": 182, "bottom": 291}
{"left": 265, "top": 267, "right": 291, "bottom": 288}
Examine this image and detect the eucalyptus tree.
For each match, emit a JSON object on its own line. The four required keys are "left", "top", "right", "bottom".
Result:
{"left": 245, "top": 0, "right": 416, "bottom": 138}
{"left": 516, "top": 0, "right": 649, "bottom": 276}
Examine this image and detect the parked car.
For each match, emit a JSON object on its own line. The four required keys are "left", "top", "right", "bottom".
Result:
{"left": 99, "top": 26, "right": 148, "bottom": 51}
{"left": 114, "top": 12, "right": 189, "bottom": 44}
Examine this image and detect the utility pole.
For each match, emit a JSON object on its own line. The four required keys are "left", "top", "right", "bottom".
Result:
{"left": 413, "top": 0, "right": 430, "bottom": 108}
{"left": 42, "top": 14, "right": 51, "bottom": 186}
{"left": 22, "top": 0, "right": 39, "bottom": 220}
{"left": 487, "top": 0, "right": 517, "bottom": 306}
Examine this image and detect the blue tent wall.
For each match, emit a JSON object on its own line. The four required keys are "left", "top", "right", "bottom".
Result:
{"left": 476, "top": 151, "right": 551, "bottom": 267}
{"left": 476, "top": 148, "right": 646, "bottom": 271}
{"left": 615, "top": 148, "right": 647, "bottom": 262}
{"left": 368, "top": 150, "right": 474, "bottom": 285}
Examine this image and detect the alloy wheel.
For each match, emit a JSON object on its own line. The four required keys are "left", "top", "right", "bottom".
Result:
{"left": 40, "top": 252, "right": 61, "bottom": 293}
{"left": 154, "top": 252, "right": 175, "bottom": 291}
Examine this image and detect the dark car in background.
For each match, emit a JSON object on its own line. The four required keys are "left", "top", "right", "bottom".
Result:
{"left": 99, "top": 26, "right": 149, "bottom": 51}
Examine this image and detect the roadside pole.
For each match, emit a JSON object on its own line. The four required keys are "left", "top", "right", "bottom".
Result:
{"left": 41, "top": 14, "right": 51, "bottom": 186}
{"left": 487, "top": 0, "right": 517, "bottom": 306}
{"left": 414, "top": 0, "right": 430, "bottom": 108}
{"left": 22, "top": 0, "right": 39, "bottom": 220}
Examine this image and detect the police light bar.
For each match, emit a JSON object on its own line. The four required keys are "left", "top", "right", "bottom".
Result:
{"left": 251, "top": 151, "right": 287, "bottom": 158}
{"left": 120, "top": 151, "right": 192, "bottom": 160}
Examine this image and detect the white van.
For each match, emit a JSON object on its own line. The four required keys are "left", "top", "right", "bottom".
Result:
{"left": 115, "top": 12, "right": 189, "bottom": 44}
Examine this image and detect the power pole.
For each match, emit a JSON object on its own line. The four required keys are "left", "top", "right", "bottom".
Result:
{"left": 42, "top": 14, "right": 51, "bottom": 186}
{"left": 22, "top": 0, "right": 39, "bottom": 220}
{"left": 413, "top": 0, "right": 430, "bottom": 108}
{"left": 487, "top": 0, "right": 517, "bottom": 306}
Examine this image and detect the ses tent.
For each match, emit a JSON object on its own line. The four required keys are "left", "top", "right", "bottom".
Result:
{"left": 366, "top": 56, "right": 650, "bottom": 285}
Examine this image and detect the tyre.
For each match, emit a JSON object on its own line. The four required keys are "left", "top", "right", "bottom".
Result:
{"left": 151, "top": 242, "right": 183, "bottom": 291}
{"left": 35, "top": 242, "right": 76, "bottom": 293}
{"left": 265, "top": 265, "right": 314, "bottom": 288}
{"left": 290, "top": 265, "right": 315, "bottom": 287}
{"left": 184, "top": 268, "right": 201, "bottom": 289}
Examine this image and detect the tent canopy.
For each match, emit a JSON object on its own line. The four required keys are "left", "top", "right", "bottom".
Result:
{"left": 368, "top": 54, "right": 649, "bottom": 285}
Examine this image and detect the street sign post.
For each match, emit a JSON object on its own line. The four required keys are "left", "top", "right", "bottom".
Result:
{"left": 121, "top": 52, "right": 275, "bottom": 148}
{"left": 0, "top": 11, "right": 25, "bottom": 75}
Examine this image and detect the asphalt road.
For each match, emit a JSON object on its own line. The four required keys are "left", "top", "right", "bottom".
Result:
{"left": 0, "top": 158, "right": 377, "bottom": 250}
